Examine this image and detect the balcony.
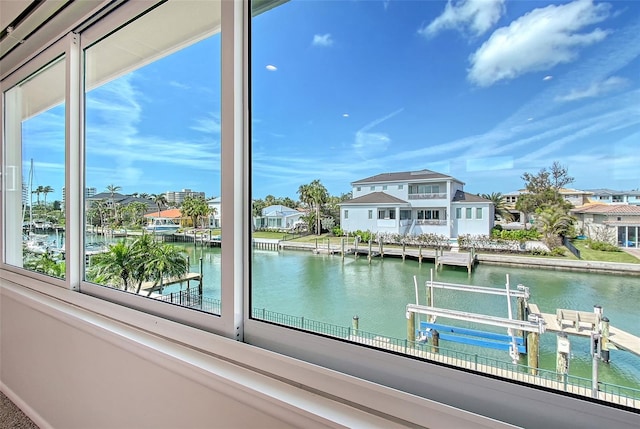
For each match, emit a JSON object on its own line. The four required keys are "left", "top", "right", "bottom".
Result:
{"left": 408, "top": 193, "right": 447, "bottom": 200}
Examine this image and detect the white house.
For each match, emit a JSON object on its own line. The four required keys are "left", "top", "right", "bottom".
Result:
{"left": 339, "top": 170, "right": 494, "bottom": 238}
{"left": 254, "top": 205, "right": 304, "bottom": 230}
{"left": 207, "top": 197, "right": 221, "bottom": 228}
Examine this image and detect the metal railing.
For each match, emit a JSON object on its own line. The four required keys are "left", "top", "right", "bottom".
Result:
{"left": 251, "top": 308, "right": 640, "bottom": 407}
{"left": 157, "top": 289, "right": 221, "bottom": 314}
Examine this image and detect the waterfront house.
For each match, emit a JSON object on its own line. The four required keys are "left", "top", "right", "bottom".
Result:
{"left": 339, "top": 170, "right": 494, "bottom": 238}
{"left": 254, "top": 205, "right": 304, "bottom": 230}
{"left": 586, "top": 189, "right": 640, "bottom": 206}
{"left": 570, "top": 204, "right": 640, "bottom": 248}
{"left": 207, "top": 197, "right": 221, "bottom": 228}
{"left": 144, "top": 208, "right": 184, "bottom": 226}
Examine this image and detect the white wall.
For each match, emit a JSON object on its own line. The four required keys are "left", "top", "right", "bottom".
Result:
{"left": 2, "top": 279, "right": 524, "bottom": 429}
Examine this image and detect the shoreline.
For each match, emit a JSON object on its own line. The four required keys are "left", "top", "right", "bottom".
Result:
{"left": 269, "top": 240, "right": 640, "bottom": 276}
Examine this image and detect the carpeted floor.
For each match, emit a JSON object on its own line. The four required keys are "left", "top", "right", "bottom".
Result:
{"left": 0, "top": 391, "right": 39, "bottom": 428}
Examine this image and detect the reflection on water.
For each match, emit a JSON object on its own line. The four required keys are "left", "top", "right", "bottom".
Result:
{"left": 87, "top": 236, "right": 640, "bottom": 389}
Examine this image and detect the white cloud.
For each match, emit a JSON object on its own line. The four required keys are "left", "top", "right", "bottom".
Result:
{"left": 555, "top": 76, "right": 629, "bottom": 101}
{"left": 190, "top": 112, "right": 221, "bottom": 134}
{"left": 419, "top": 0, "right": 505, "bottom": 38}
{"left": 312, "top": 34, "right": 334, "bottom": 47}
{"left": 349, "top": 109, "right": 403, "bottom": 159}
{"left": 468, "top": 0, "right": 611, "bottom": 87}
{"left": 266, "top": 65, "right": 278, "bottom": 71}
{"left": 543, "top": 75, "right": 553, "bottom": 81}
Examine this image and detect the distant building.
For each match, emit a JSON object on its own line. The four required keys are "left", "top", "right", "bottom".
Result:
{"left": 165, "top": 188, "right": 206, "bottom": 205}
{"left": 339, "top": 169, "right": 493, "bottom": 238}
{"left": 62, "top": 187, "right": 97, "bottom": 205}
{"left": 254, "top": 205, "right": 304, "bottom": 230}
{"left": 207, "top": 197, "right": 221, "bottom": 228}
{"left": 570, "top": 204, "right": 640, "bottom": 248}
{"left": 586, "top": 189, "right": 640, "bottom": 206}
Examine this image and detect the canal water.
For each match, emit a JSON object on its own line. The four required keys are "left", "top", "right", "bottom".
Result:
{"left": 163, "top": 243, "right": 640, "bottom": 391}
{"left": 79, "top": 232, "right": 640, "bottom": 391}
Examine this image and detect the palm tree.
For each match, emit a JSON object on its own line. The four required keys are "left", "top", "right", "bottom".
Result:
{"left": 106, "top": 184, "right": 121, "bottom": 218}
{"left": 298, "top": 180, "right": 328, "bottom": 235}
{"left": 481, "top": 192, "right": 514, "bottom": 222}
{"left": 146, "top": 243, "right": 188, "bottom": 295}
{"left": 88, "top": 241, "right": 133, "bottom": 291}
{"left": 535, "top": 206, "right": 575, "bottom": 249}
{"left": 32, "top": 185, "right": 45, "bottom": 206}
{"left": 152, "top": 193, "right": 168, "bottom": 217}
{"left": 42, "top": 185, "right": 54, "bottom": 214}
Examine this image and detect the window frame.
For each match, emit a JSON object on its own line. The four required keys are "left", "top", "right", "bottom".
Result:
{"left": 0, "top": 1, "right": 636, "bottom": 426}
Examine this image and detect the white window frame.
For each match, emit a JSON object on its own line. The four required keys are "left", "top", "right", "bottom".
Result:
{"left": 1, "top": 1, "right": 636, "bottom": 427}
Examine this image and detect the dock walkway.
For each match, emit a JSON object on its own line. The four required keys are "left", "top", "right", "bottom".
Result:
{"left": 139, "top": 272, "right": 202, "bottom": 293}
{"left": 527, "top": 303, "right": 640, "bottom": 356}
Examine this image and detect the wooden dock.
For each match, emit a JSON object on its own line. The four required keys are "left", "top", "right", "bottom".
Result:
{"left": 435, "top": 250, "right": 475, "bottom": 274}
{"left": 139, "top": 272, "right": 202, "bottom": 294}
{"left": 527, "top": 303, "right": 640, "bottom": 357}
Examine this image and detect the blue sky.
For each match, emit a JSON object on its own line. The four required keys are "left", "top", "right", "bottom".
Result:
{"left": 23, "top": 0, "right": 639, "bottom": 202}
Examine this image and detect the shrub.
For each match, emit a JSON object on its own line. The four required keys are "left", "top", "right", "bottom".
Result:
{"left": 332, "top": 226, "right": 343, "bottom": 237}
{"left": 585, "top": 239, "right": 621, "bottom": 252}
{"left": 550, "top": 247, "right": 566, "bottom": 257}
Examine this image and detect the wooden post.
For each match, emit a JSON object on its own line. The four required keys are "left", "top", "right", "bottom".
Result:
{"left": 327, "top": 238, "right": 330, "bottom": 254}
{"left": 556, "top": 333, "right": 569, "bottom": 382}
{"left": 354, "top": 237, "right": 358, "bottom": 259}
{"left": 341, "top": 238, "right": 345, "bottom": 260}
{"left": 315, "top": 238, "right": 318, "bottom": 250}
{"left": 528, "top": 332, "right": 539, "bottom": 375}
{"left": 517, "top": 297, "right": 525, "bottom": 338}
{"left": 352, "top": 315, "right": 359, "bottom": 337}
{"left": 601, "top": 317, "right": 610, "bottom": 363}
{"left": 198, "top": 257, "right": 204, "bottom": 298}
{"left": 407, "top": 311, "right": 415, "bottom": 349}
{"left": 418, "top": 245, "right": 422, "bottom": 264}
{"left": 402, "top": 241, "right": 406, "bottom": 260}
{"left": 368, "top": 239, "right": 372, "bottom": 264}
{"left": 431, "top": 330, "right": 440, "bottom": 354}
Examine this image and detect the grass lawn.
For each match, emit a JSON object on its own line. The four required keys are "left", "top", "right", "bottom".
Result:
{"left": 571, "top": 240, "right": 640, "bottom": 264}
{"left": 252, "top": 232, "right": 640, "bottom": 264}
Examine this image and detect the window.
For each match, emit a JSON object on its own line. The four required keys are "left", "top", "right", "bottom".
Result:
{"left": 370, "top": 186, "right": 375, "bottom": 191}
{"left": 82, "top": 0, "right": 222, "bottom": 314}
{"left": 382, "top": 185, "right": 387, "bottom": 190}
{"left": 476, "top": 208, "right": 483, "bottom": 219}
{"left": 3, "top": 56, "right": 66, "bottom": 279}
{"left": 2, "top": 0, "right": 639, "bottom": 424}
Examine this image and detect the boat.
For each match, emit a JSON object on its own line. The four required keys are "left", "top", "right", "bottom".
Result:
{"left": 144, "top": 218, "right": 180, "bottom": 235}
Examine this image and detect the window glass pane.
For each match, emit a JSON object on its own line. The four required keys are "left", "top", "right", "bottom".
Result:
{"left": 83, "top": 0, "right": 222, "bottom": 314}
{"left": 251, "top": 0, "right": 640, "bottom": 405}
{"left": 3, "top": 57, "right": 66, "bottom": 279}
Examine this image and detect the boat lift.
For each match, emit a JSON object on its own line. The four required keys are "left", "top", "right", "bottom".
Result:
{"left": 408, "top": 272, "right": 546, "bottom": 364}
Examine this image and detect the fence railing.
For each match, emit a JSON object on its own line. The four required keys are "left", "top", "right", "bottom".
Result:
{"left": 252, "top": 308, "right": 640, "bottom": 407}
{"left": 563, "top": 235, "right": 581, "bottom": 259}
{"left": 157, "top": 289, "right": 221, "bottom": 314}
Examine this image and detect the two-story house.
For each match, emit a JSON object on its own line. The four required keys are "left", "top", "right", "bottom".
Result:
{"left": 339, "top": 170, "right": 493, "bottom": 239}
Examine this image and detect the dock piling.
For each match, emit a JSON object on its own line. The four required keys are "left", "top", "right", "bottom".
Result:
{"left": 556, "top": 333, "right": 569, "bottom": 382}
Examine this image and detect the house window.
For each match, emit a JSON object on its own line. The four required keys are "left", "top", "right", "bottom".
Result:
{"left": 370, "top": 186, "right": 375, "bottom": 191}
{"left": 378, "top": 210, "right": 385, "bottom": 219}
{"left": 476, "top": 208, "right": 483, "bottom": 219}
{"left": 466, "top": 208, "right": 472, "bottom": 219}
{"left": 344, "top": 210, "right": 348, "bottom": 219}
{"left": 400, "top": 210, "right": 411, "bottom": 220}
{"left": 368, "top": 210, "right": 372, "bottom": 219}
{"left": 398, "top": 185, "right": 403, "bottom": 190}
{"left": 389, "top": 210, "right": 396, "bottom": 220}
{"left": 456, "top": 208, "right": 462, "bottom": 219}
{"left": 382, "top": 185, "right": 387, "bottom": 190}
{"left": 356, "top": 186, "right": 361, "bottom": 191}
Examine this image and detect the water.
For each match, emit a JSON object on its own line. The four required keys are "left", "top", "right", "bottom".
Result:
{"left": 100, "top": 238, "right": 640, "bottom": 390}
